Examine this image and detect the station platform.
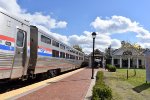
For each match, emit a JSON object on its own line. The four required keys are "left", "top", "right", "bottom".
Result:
{"left": 0, "top": 68, "right": 99, "bottom": 100}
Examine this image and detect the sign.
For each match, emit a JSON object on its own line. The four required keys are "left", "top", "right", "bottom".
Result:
{"left": 145, "top": 53, "right": 150, "bottom": 82}
{"left": 123, "top": 50, "right": 132, "bottom": 55}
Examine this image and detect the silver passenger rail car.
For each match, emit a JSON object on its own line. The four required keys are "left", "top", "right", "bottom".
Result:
{"left": 28, "top": 26, "right": 85, "bottom": 78}
{"left": 0, "top": 9, "right": 30, "bottom": 81}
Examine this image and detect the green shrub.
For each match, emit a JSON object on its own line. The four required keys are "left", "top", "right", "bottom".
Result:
{"left": 96, "top": 71, "right": 103, "bottom": 81}
{"left": 93, "top": 85, "right": 112, "bottom": 100}
{"left": 106, "top": 64, "right": 116, "bottom": 72}
{"left": 92, "top": 71, "right": 112, "bottom": 100}
{"left": 81, "top": 61, "right": 89, "bottom": 67}
{"left": 108, "top": 65, "right": 116, "bottom": 72}
{"left": 106, "top": 64, "right": 111, "bottom": 70}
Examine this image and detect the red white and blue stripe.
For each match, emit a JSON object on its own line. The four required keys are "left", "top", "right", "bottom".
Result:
{"left": 38, "top": 46, "right": 52, "bottom": 57}
{"left": 0, "top": 34, "right": 52, "bottom": 57}
{"left": 0, "top": 35, "right": 15, "bottom": 52}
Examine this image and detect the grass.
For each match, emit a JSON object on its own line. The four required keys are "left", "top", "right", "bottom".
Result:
{"left": 117, "top": 69, "right": 146, "bottom": 86}
{"left": 103, "top": 68, "right": 150, "bottom": 100}
{"left": 117, "top": 68, "right": 150, "bottom": 93}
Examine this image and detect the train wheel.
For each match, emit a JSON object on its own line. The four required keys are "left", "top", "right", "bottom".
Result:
{"left": 47, "top": 70, "right": 53, "bottom": 78}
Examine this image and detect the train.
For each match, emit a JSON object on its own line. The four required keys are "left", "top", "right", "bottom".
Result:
{"left": 0, "top": 9, "right": 85, "bottom": 81}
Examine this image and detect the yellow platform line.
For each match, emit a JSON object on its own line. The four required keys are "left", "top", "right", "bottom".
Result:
{"left": 0, "top": 68, "right": 84, "bottom": 100}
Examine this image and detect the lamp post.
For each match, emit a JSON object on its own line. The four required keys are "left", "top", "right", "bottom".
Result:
{"left": 91, "top": 32, "right": 96, "bottom": 79}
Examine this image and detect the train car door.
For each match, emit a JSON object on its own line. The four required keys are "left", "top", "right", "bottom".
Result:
{"left": 11, "top": 28, "right": 27, "bottom": 79}
{"left": 27, "top": 26, "right": 38, "bottom": 75}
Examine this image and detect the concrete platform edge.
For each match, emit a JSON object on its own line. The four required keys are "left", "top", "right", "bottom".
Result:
{"left": 84, "top": 69, "right": 99, "bottom": 100}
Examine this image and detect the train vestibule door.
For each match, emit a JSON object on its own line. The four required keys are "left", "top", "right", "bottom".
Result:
{"left": 11, "top": 29, "right": 27, "bottom": 79}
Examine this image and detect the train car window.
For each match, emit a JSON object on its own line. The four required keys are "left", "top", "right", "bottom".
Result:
{"left": 70, "top": 55, "right": 72, "bottom": 59}
{"left": 60, "top": 52, "right": 62, "bottom": 58}
{"left": 52, "top": 50, "right": 59, "bottom": 57}
{"left": 79, "top": 57, "right": 81, "bottom": 60}
{"left": 60, "top": 44, "right": 65, "bottom": 50}
{"left": 52, "top": 40, "right": 59, "bottom": 47}
{"left": 17, "top": 30, "right": 24, "bottom": 47}
{"left": 76, "top": 56, "right": 78, "bottom": 60}
{"left": 60, "top": 52, "right": 65, "bottom": 58}
{"left": 79, "top": 53, "right": 83, "bottom": 56}
{"left": 41, "top": 35, "right": 51, "bottom": 44}
{"left": 73, "top": 55, "right": 75, "bottom": 59}
{"left": 66, "top": 53, "right": 69, "bottom": 59}
{"left": 66, "top": 47, "right": 70, "bottom": 51}
{"left": 70, "top": 55, "right": 75, "bottom": 59}
{"left": 70, "top": 49, "right": 73, "bottom": 52}
{"left": 81, "top": 57, "right": 83, "bottom": 60}
{"left": 72, "top": 50, "right": 74, "bottom": 53}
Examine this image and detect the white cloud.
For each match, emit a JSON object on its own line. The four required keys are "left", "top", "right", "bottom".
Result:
{"left": 91, "top": 16, "right": 139, "bottom": 35}
{"left": 0, "top": 0, "right": 69, "bottom": 46}
{"left": 21, "top": 12, "right": 67, "bottom": 29}
{"left": 111, "top": 39, "right": 121, "bottom": 49}
{"left": 90, "top": 16, "right": 150, "bottom": 39}
{"left": 0, "top": 0, "right": 22, "bottom": 14}
{"left": 91, "top": 16, "right": 150, "bottom": 50}
{"left": 56, "top": 21, "right": 67, "bottom": 28}
{"left": 0, "top": 0, "right": 67, "bottom": 30}
{"left": 68, "top": 31, "right": 121, "bottom": 54}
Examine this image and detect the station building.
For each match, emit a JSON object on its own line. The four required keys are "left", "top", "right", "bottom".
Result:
{"left": 89, "top": 49, "right": 105, "bottom": 68}
{"left": 111, "top": 41, "right": 146, "bottom": 68}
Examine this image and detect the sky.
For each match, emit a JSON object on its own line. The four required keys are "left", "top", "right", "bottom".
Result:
{"left": 0, "top": 0, "right": 150, "bottom": 54}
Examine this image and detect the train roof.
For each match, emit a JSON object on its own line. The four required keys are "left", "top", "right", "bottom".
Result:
{"left": 0, "top": 8, "right": 30, "bottom": 26}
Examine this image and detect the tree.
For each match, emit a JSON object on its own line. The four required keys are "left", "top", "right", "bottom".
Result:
{"left": 73, "top": 45, "right": 83, "bottom": 52}
{"left": 105, "top": 45, "right": 112, "bottom": 65}
{"left": 105, "top": 46, "right": 111, "bottom": 58}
